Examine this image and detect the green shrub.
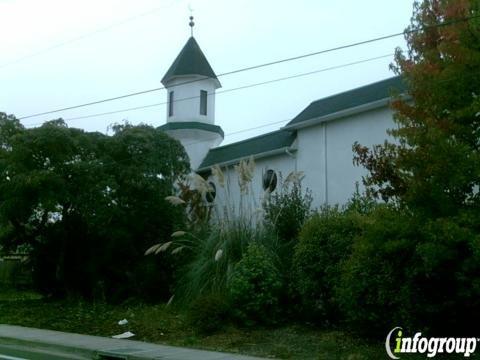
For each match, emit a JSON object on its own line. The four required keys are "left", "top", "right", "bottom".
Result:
{"left": 228, "top": 242, "right": 283, "bottom": 325}
{"left": 292, "top": 206, "right": 361, "bottom": 324}
{"left": 412, "top": 216, "right": 480, "bottom": 335}
{"left": 175, "top": 220, "right": 278, "bottom": 302}
{"left": 344, "top": 183, "right": 377, "bottom": 215}
{"left": 337, "top": 206, "right": 480, "bottom": 336}
{"left": 263, "top": 177, "right": 313, "bottom": 245}
{"left": 263, "top": 178, "right": 313, "bottom": 283}
{"left": 336, "top": 206, "right": 416, "bottom": 335}
{"left": 187, "top": 293, "right": 229, "bottom": 334}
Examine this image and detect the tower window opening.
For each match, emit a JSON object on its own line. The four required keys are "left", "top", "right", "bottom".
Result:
{"left": 169, "top": 91, "right": 174, "bottom": 117}
{"left": 200, "top": 90, "right": 208, "bottom": 115}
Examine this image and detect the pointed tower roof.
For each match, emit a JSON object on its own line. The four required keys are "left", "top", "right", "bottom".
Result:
{"left": 161, "top": 36, "right": 221, "bottom": 87}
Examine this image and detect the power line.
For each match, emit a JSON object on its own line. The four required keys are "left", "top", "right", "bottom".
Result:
{"left": 17, "top": 13, "right": 480, "bottom": 121}
{"left": 22, "top": 117, "right": 292, "bottom": 170}
{"left": 64, "top": 68, "right": 480, "bottom": 157}
{"left": 181, "top": 118, "right": 291, "bottom": 148}
{"left": 24, "top": 67, "right": 475, "bottom": 171}
{"left": 0, "top": 2, "right": 175, "bottom": 70}
{"left": 25, "top": 53, "right": 393, "bottom": 127}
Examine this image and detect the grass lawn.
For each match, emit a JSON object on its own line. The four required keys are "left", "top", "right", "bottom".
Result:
{"left": 0, "top": 288, "right": 386, "bottom": 359}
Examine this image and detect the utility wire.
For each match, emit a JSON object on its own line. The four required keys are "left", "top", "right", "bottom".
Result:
{"left": 17, "top": 69, "right": 480, "bottom": 173}
{"left": 19, "top": 67, "right": 476, "bottom": 172}
{"left": 0, "top": 3, "right": 175, "bottom": 70}
{"left": 17, "top": 13, "right": 480, "bottom": 121}
{"left": 179, "top": 118, "right": 292, "bottom": 148}
{"left": 25, "top": 53, "right": 393, "bottom": 127}
{"left": 29, "top": 65, "right": 476, "bottom": 170}
{"left": 22, "top": 117, "right": 292, "bottom": 170}
{"left": 103, "top": 117, "right": 292, "bottom": 167}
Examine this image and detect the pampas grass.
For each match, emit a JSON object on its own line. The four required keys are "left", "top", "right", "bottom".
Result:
{"left": 146, "top": 157, "right": 286, "bottom": 304}
{"left": 174, "top": 219, "right": 278, "bottom": 303}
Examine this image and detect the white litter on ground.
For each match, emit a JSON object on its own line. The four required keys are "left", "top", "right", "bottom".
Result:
{"left": 112, "top": 331, "right": 135, "bottom": 339}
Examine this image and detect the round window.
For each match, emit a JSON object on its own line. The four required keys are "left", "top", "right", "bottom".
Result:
{"left": 262, "top": 169, "right": 277, "bottom": 192}
{"left": 206, "top": 181, "right": 216, "bottom": 203}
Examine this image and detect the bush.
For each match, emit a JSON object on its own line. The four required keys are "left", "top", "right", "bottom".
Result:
{"left": 263, "top": 177, "right": 313, "bottom": 245}
{"left": 336, "top": 206, "right": 416, "bottom": 335}
{"left": 344, "top": 183, "right": 377, "bottom": 215}
{"left": 175, "top": 220, "right": 274, "bottom": 302}
{"left": 187, "top": 293, "right": 229, "bottom": 334}
{"left": 337, "top": 206, "right": 480, "bottom": 336}
{"left": 291, "top": 206, "right": 361, "bottom": 324}
{"left": 412, "top": 215, "right": 480, "bottom": 335}
{"left": 228, "top": 242, "right": 283, "bottom": 325}
{"left": 263, "top": 177, "right": 313, "bottom": 280}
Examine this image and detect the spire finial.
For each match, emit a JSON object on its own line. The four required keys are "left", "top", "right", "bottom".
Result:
{"left": 188, "top": 4, "right": 195, "bottom": 37}
{"left": 189, "top": 16, "right": 194, "bottom": 37}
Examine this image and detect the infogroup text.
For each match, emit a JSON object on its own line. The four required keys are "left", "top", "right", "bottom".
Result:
{"left": 385, "top": 327, "right": 478, "bottom": 358}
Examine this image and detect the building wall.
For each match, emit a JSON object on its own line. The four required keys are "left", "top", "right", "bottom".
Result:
{"left": 203, "top": 106, "right": 396, "bottom": 214}
{"left": 166, "top": 128, "right": 223, "bottom": 170}
{"left": 165, "top": 76, "right": 217, "bottom": 124}
{"left": 207, "top": 153, "right": 296, "bottom": 219}
{"left": 296, "top": 106, "right": 396, "bottom": 207}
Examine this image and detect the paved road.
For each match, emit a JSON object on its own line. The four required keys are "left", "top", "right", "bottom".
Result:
{"left": 0, "top": 325, "right": 266, "bottom": 360}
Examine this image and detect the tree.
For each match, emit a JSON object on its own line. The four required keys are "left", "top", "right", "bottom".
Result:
{"left": 354, "top": 0, "right": 480, "bottom": 218}
{"left": 344, "top": 1, "right": 480, "bottom": 335}
{"left": 0, "top": 117, "right": 189, "bottom": 300}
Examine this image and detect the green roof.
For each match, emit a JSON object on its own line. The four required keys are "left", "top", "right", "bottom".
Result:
{"left": 286, "top": 76, "right": 407, "bottom": 127}
{"left": 158, "top": 121, "right": 224, "bottom": 137}
{"left": 199, "top": 129, "right": 296, "bottom": 170}
{"left": 161, "top": 37, "right": 220, "bottom": 86}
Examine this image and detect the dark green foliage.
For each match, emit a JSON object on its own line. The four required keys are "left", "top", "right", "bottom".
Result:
{"left": 337, "top": 206, "right": 480, "bottom": 336}
{"left": 263, "top": 179, "right": 313, "bottom": 244}
{"left": 186, "top": 293, "right": 229, "bottom": 334}
{"left": 344, "top": 183, "right": 377, "bottom": 215}
{"left": 345, "top": 0, "right": 480, "bottom": 336}
{"left": 292, "top": 207, "right": 361, "bottom": 324}
{"left": 263, "top": 177, "right": 313, "bottom": 289}
{"left": 228, "top": 242, "right": 283, "bottom": 325}
{"left": 336, "top": 206, "right": 417, "bottom": 335}
{"left": 175, "top": 220, "right": 259, "bottom": 302}
{"left": 0, "top": 116, "right": 189, "bottom": 301}
{"left": 412, "top": 214, "right": 480, "bottom": 335}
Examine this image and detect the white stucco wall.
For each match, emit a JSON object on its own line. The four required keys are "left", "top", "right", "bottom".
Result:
{"left": 205, "top": 106, "right": 397, "bottom": 214}
{"left": 165, "top": 76, "right": 217, "bottom": 124}
{"left": 295, "top": 106, "right": 396, "bottom": 208}
{"left": 206, "top": 152, "right": 297, "bottom": 218}
{"left": 165, "top": 128, "right": 223, "bottom": 170}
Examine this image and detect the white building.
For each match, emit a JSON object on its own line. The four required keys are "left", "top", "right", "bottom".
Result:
{"left": 159, "top": 33, "right": 406, "bottom": 209}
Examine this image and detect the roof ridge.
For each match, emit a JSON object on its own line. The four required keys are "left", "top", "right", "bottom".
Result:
{"left": 286, "top": 75, "right": 406, "bottom": 127}
{"left": 308, "top": 75, "right": 401, "bottom": 105}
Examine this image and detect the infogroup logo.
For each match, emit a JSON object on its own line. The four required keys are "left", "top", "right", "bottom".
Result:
{"left": 385, "top": 327, "right": 478, "bottom": 358}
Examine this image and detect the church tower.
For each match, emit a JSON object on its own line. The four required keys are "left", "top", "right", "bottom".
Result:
{"left": 159, "top": 17, "right": 224, "bottom": 170}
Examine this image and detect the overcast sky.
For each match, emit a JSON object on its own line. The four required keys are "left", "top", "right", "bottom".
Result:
{"left": 0, "top": 0, "right": 413, "bottom": 144}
